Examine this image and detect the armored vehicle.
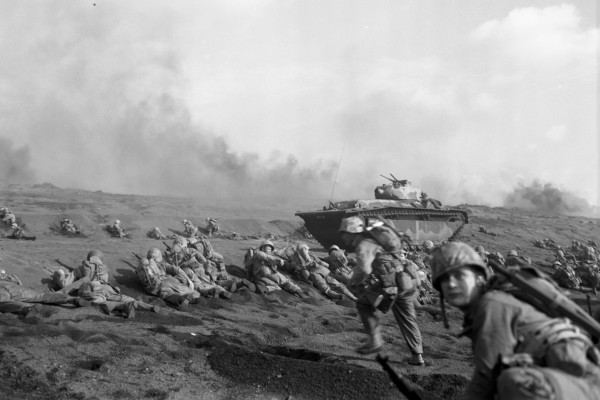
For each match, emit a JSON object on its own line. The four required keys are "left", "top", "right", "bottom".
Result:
{"left": 295, "top": 175, "right": 468, "bottom": 250}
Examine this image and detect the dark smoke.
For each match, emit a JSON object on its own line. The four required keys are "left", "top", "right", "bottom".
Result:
{"left": 503, "top": 180, "right": 595, "bottom": 216}
{"left": 0, "top": 137, "right": 36, "bottom": 185}
{"left": 108, "top": 94, "right": 337, "bottom": 201}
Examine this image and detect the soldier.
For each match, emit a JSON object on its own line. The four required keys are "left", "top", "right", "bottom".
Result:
{"left": 191, "top": 236, "right": 225, "bottom": 264}
{"left": 136, "top": 248, "right": 200, "bottom": 308}
{"left": 206, "top": 218, "right": 219, "bottom": 237}
{"left": 166, "top": 243, "right": 233, "bottom": 299}
{"left": 0, "top": 257, "right": 87, "bottom": 316}
{"left": 552, "top": 261, "right": 582, "bottom": 289}
{"left": 77, "top": 279, "right": 160, "bottom": 318}
{"left": 0, "top": 207, "right": 17, "bottom": 228}
{"left": 290, "top": 242, "right": 357, "bottom": 301}
{"left": 147, "top": 226, "right": 167, "bottom": 240}
{"left": 325, "top": 245, "right": 353, "bottom": 285}
{"left": 230, "top": 232, "right": 243, "bottom": 240}
{"left": 430, "top": 242, "right": 600, "bottom": 399}
{"left": 555, "top": 249, "right": 568, "bottom": 265}
{"left": 60, "top": 218, "right": 79, "bottom": 234}
{"left": 182, "top": 219, "right": 199, "bottom": 238}
{"left": 244, "top": 240, "right": 304, "bottom": 297}
{"left": 53, "top": 250, "right": 110, "bottom": 295}
{"left": 575, "top": 261, "right": 600, "bottom": 295}
{"left": 110, "top": 219, "right": 125, "bottom": 238}
{"left": 339, "top": 216, "right": 424, "bottom": 365}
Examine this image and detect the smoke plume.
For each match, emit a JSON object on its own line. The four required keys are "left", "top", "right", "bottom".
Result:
{"left": 0, "top": 138, "right": 36, "bottom": 185}
{"left": 503, "top": 181, "right": 596, "bottom": 216}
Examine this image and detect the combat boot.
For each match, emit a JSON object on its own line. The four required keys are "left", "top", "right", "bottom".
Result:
{"left": 121, "top": 302, "right": 136, "bottom": 319}
{"left": 240, "top": 278, "right": 256, "bottom": 293}
{"left": 408, "top": 353, "right": 425, "bottom": 366}
{"left": 99, "top": 302, "right": 116, "bottom": 315}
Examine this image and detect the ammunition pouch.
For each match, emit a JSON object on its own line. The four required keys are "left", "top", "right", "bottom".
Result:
{"left": 355, "top": 277, "right": 398, "bottom": 313}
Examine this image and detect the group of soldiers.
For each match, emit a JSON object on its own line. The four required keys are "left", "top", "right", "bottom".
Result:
{"left": 2, "top": 205, "right": 600, "bottom": 399}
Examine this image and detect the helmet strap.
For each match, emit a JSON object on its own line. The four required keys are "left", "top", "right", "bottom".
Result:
{"left": 440, "top": 292, "right": 450, "bottom": 329}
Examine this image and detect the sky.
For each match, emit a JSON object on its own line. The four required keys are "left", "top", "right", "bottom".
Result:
{"left": 0, "top": 1, "right": 598, "bottom": 210}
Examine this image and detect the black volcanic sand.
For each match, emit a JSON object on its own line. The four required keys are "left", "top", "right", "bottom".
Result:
{"left": 0, "top": 185, "right": 599, "bottom": 400}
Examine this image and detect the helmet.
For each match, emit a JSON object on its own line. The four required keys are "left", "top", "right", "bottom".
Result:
{"left": 423, "top": 240, "right": 434, "bottom": 251}
{"left": 114, "top": 219, "right": 120, "bottom": 225}
{"left": 259, "top": 240, "right": 274, "bottom": 251}
{"left": 338, "top": 216, "right": 365, "bottom": 233}
{"left": 147, "top": 248, "right": 162, "bottom": 262}
{"left": 557, "top": 250, "right": 564, "bottom": 257}
{"left": 474, "top": 245, "right": 485, "bottom": 253}
{"left": 329, "top": 245, "right": 340, "bottom": 252}
{"left": 430, "top": 243, "right": 490, "bottom": 291}
{"left": 420, "top": 192, "right": 428, "bottom": 199}
{"left": 172, "top": 244, "right": 183, "bottom": 253}
{"left": 553, "top": 261, "right": 562, "bottom": 268}
{"left": 507, "top": 249, "right": 518, "bottom": 257}
{"left": 87, "top": 250, "right": 103, "bottom": 261}
{"left": 182, "top": 219, "right": 189, "bottom": 225}
{"left": 176, "top": 237, "right": 189, "bottom": 247}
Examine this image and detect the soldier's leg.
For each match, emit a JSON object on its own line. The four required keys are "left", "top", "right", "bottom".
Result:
{"left": 391, "top": 289, "right": 424, "bottom": 356}
{"left": 325, "top": 276, "right": 357, "bottom": 301}
{"left": 310, "top": 274, "right": 342, "bottom": 300}
{"left": 356, "top": 301, "right": 383, "bottom": 354}
{"left": 0, "top": 301, "right": 33, "bottom": 314}
{"left": 272, "top": 272, "right": 303, "bottom": 297}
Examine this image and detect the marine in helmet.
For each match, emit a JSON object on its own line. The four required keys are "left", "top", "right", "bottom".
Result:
{"left": 181, "top": 219, "right": 199, "bottom": 238}
{"left": 109, "top": 219, "right": 125, "bottom": 238}
{"left": 147, "top": 226, "right": 167, "bottom": 240}
{"left": 135, "top": 247, "right": 200, "bottom": 308}
{"left": 52, "top": 250, "right": 110, "bottom": 294}
{"left": 339, "top": 216, "right": 425, "bottom": 365}
{"left": 0, "top": 207, "right": 17, "bottom": 227}
{"left": 60, "top": 218, "right": 79, "bottom": 234}
{"left": 431, "top": 242, "right": 600, "bottom": 400}
{"left": 206, "top": 217, "right": 219, "bottom": 237}
{"left": 244, "top": 240, "right": 303, "bottom": 297}
{"left": 290, "top": 242, "right": 357, "bottom": 301}
{"left": 325, "top": 244, "right": 353, "bottom": 285}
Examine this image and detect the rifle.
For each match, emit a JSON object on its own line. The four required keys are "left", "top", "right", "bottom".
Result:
{"left": 55, "top": 258, "right": 74, "bottom": 271}
{"left": 376, "top": 354, "right": 440, "bottom": 400}
{"left": 489, "top": 258, "right": 600, "bottom": 340}
{"left": 41, "top": 265, "right": 56, "bottom": 275}
{"left": 163, "top": 241, "right": 172, "bottom": 252}
{"left": 132, "top": 252, "right": 142, "bottom": 261}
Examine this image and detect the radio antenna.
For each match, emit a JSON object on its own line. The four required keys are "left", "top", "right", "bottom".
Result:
{"left": 329, "top": 142, "right": 345, "bottom": 203}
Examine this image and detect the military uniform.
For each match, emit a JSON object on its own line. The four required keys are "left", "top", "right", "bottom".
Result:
{"left": 350, "top": 223, "right": 424, "bottom": 365}
{"left": 291, "top": 243, "right": 356, "bottom": 301}
{"left": 462, "top": 290, "right": 600, "bottom": 399}
{"left": 325, "top": 246, "right": 353, "bottom": 285}
{"left": 431, "top": 242, "right": 600, "bottom": 400}
{"left": 552, "top": 263, "right": 581, "bottom": 289}
{"left": 0, "top": 280, "right": 81, "bottom": 315}
{"left": 136, "top": 253, "right": 199, "bottom": 307}
{"left": 53, "top": 255, "right": 109, "bottom": 295}
{"left": 244, "top": 247, "right": 302, "bottom": 296}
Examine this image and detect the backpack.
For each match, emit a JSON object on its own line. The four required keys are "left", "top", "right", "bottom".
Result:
{"left": 487, "top": 259, "right": 600, "bottom": 375}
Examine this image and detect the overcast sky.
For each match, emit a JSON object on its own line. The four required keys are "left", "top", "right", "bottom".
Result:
{"left": 0, "top": 1, "right": 597, "bottom": 208}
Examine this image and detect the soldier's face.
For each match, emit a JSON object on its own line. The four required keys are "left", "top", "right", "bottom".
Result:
{"left": 439, "top": 266, "right": 484, "bottom": 309}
